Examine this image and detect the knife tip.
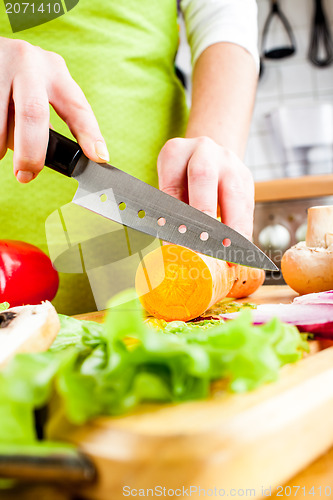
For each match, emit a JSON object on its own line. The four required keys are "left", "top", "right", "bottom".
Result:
{"left": 263, "top": 258, "right": 279, "bottom": 272}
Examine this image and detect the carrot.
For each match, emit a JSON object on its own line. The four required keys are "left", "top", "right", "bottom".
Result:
{"left": 135, "top": 244, "right": 236, "bottom": 322}
{"left": 226, "top": 265, "right": 265, "bottom": 299}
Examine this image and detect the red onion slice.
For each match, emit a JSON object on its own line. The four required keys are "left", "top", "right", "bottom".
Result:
{"left": 220, "top": 303, "right": 333, "bottom": 337}
{"left": 293, "top": 290, "right": 333, "bottom": 305}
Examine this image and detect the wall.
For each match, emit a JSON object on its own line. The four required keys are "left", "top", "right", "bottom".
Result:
{"left": 248, "top": 0, "right": 333, "bottom": 181}
{"left": 176, "top": 0, "right": 333, "bottom": 182}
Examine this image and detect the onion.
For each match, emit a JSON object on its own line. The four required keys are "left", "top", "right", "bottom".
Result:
{"left": 220, "top": 291, "right": 333, "bottom": 337}
{"left": 293, "top": 290, "right": 333, "bottom": 305}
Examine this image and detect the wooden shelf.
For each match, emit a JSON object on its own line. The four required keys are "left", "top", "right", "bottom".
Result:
{"left": 255, "top": 175, "right": 333, "bottom": 203}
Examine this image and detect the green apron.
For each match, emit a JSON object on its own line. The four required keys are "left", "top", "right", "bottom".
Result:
{"left": 0, "top": 0, "right": 188, "bottom": 314}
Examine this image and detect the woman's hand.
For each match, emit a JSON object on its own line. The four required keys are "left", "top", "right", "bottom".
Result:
{"left": 157, "top": 136, "right": 254, "bottom": 240}
{"left": 0, "top": 37, "right": 109, "bottom": 183}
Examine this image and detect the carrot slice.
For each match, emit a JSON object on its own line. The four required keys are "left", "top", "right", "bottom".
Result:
{"left": 135, "top": 244, "right": 236, "bottom": 322}
{"left": 227, "top": 265, "right": 265, "bottom": 299}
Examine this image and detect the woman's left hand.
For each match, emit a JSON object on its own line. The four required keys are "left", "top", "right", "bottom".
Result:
{"left": 157, "top": 136, "right": 254, "bottom": 240}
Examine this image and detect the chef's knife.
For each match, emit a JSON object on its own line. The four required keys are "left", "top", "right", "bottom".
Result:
{"left": 45, "top": 130, "right": 277, "bottom": 270}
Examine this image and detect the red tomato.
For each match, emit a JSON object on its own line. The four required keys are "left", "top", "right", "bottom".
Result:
{"left": 0, "top": 240, "right": 59, "bottom": 306}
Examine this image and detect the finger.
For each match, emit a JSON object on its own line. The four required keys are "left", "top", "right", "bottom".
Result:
{"left": 157, "top": 138, "right": 197, "bottom": 203}
{"left": 219, "top": 174, "right": 254, "bottom": 240}
{"left": 12, "top": 73, "right": 50, "bottom": 182}
{"left": 0, "top": 88, "right": 10, "bottom": 160}
{"left": 0, "top": 43, "right": 12, "bottom": 160}
{"left": 0, "top": 84, "right": 11, "bottom": 161}
{"left": 7, "top": 102, "right": 14, "bottom": 151}
{"left": 187, "top": 138, "right": 219, "bottom": 218}
{"left": 48, "top": 57, "right": 109, "bottom": 163}
{"left": 218, "top": 162, "right": 254, "bottom": 240}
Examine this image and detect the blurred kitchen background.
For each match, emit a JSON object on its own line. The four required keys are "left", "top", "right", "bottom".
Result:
{"left": 249, "top": 0, "right": 333, "bottom": 181}
{"left": 177, "top": 0, "right": 333, "bottom": 284}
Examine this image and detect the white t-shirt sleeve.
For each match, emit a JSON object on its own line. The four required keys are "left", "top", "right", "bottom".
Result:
{"left": 179, "top": 0, "right": 259, "bottom": 73}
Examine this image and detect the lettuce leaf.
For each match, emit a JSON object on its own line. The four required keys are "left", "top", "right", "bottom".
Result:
{"left": 0, "top": 303, "right": 9, "bottom": 312}
{"left": 0, "top": 290, "right": 309, "bottom": 445}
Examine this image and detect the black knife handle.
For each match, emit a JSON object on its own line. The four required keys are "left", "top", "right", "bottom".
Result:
{"left": 45, "top": 129, "right": 83, "bottom": 177}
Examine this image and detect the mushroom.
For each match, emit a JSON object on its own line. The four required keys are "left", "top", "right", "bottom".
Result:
{"left": 281, "top": 206, "right": 333, "bottom": 295}
{"left": 0, "top": 302, "right": 60, "bottom": 368}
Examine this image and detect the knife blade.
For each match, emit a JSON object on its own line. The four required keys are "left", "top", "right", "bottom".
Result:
{"left": 45, "top": 130, "right": 277, "bottom": 270}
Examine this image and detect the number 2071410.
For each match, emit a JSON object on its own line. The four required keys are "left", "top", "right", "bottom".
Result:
{"left": 275, "top": 486, "right": 332, "bottom": 496}
{"left": 6, "top": 3, "right": 62, "bottom": 14}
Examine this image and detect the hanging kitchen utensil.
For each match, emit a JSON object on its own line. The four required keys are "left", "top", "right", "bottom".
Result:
{"left": 308, "top": 0, "right": 333, "bottom": 67}
{"left": 261, "top": 0, "right": 296, "bottom": 59}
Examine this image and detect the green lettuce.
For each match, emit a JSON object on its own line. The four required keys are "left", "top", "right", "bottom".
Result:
{"left": 0, "top": 303, "right": 9, "bottom": 312}
{"left": 0, "top": 290, "right": 309, "bottom": 445}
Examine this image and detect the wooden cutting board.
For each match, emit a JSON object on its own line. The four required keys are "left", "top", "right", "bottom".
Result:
{"left": 55, "top": 286, "right": 333, "bottom": 500}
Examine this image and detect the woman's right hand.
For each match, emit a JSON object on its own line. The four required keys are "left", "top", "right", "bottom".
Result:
{"left": 0, "top": 37, "right": 109, "bottom": 183}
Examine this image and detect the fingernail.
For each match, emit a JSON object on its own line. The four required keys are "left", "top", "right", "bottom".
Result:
{"left": 16, "top": 171, "right": 34, "bottom": 183}
{"left": 95, "top": 140, "right": 110, "bottom": 162}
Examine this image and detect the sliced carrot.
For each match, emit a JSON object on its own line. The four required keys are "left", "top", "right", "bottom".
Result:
{"left": 135, "top": 244, "right": 236, "bottom": 322}
{"left": 226, "top": 265, "right": 265, "bottom": 299}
